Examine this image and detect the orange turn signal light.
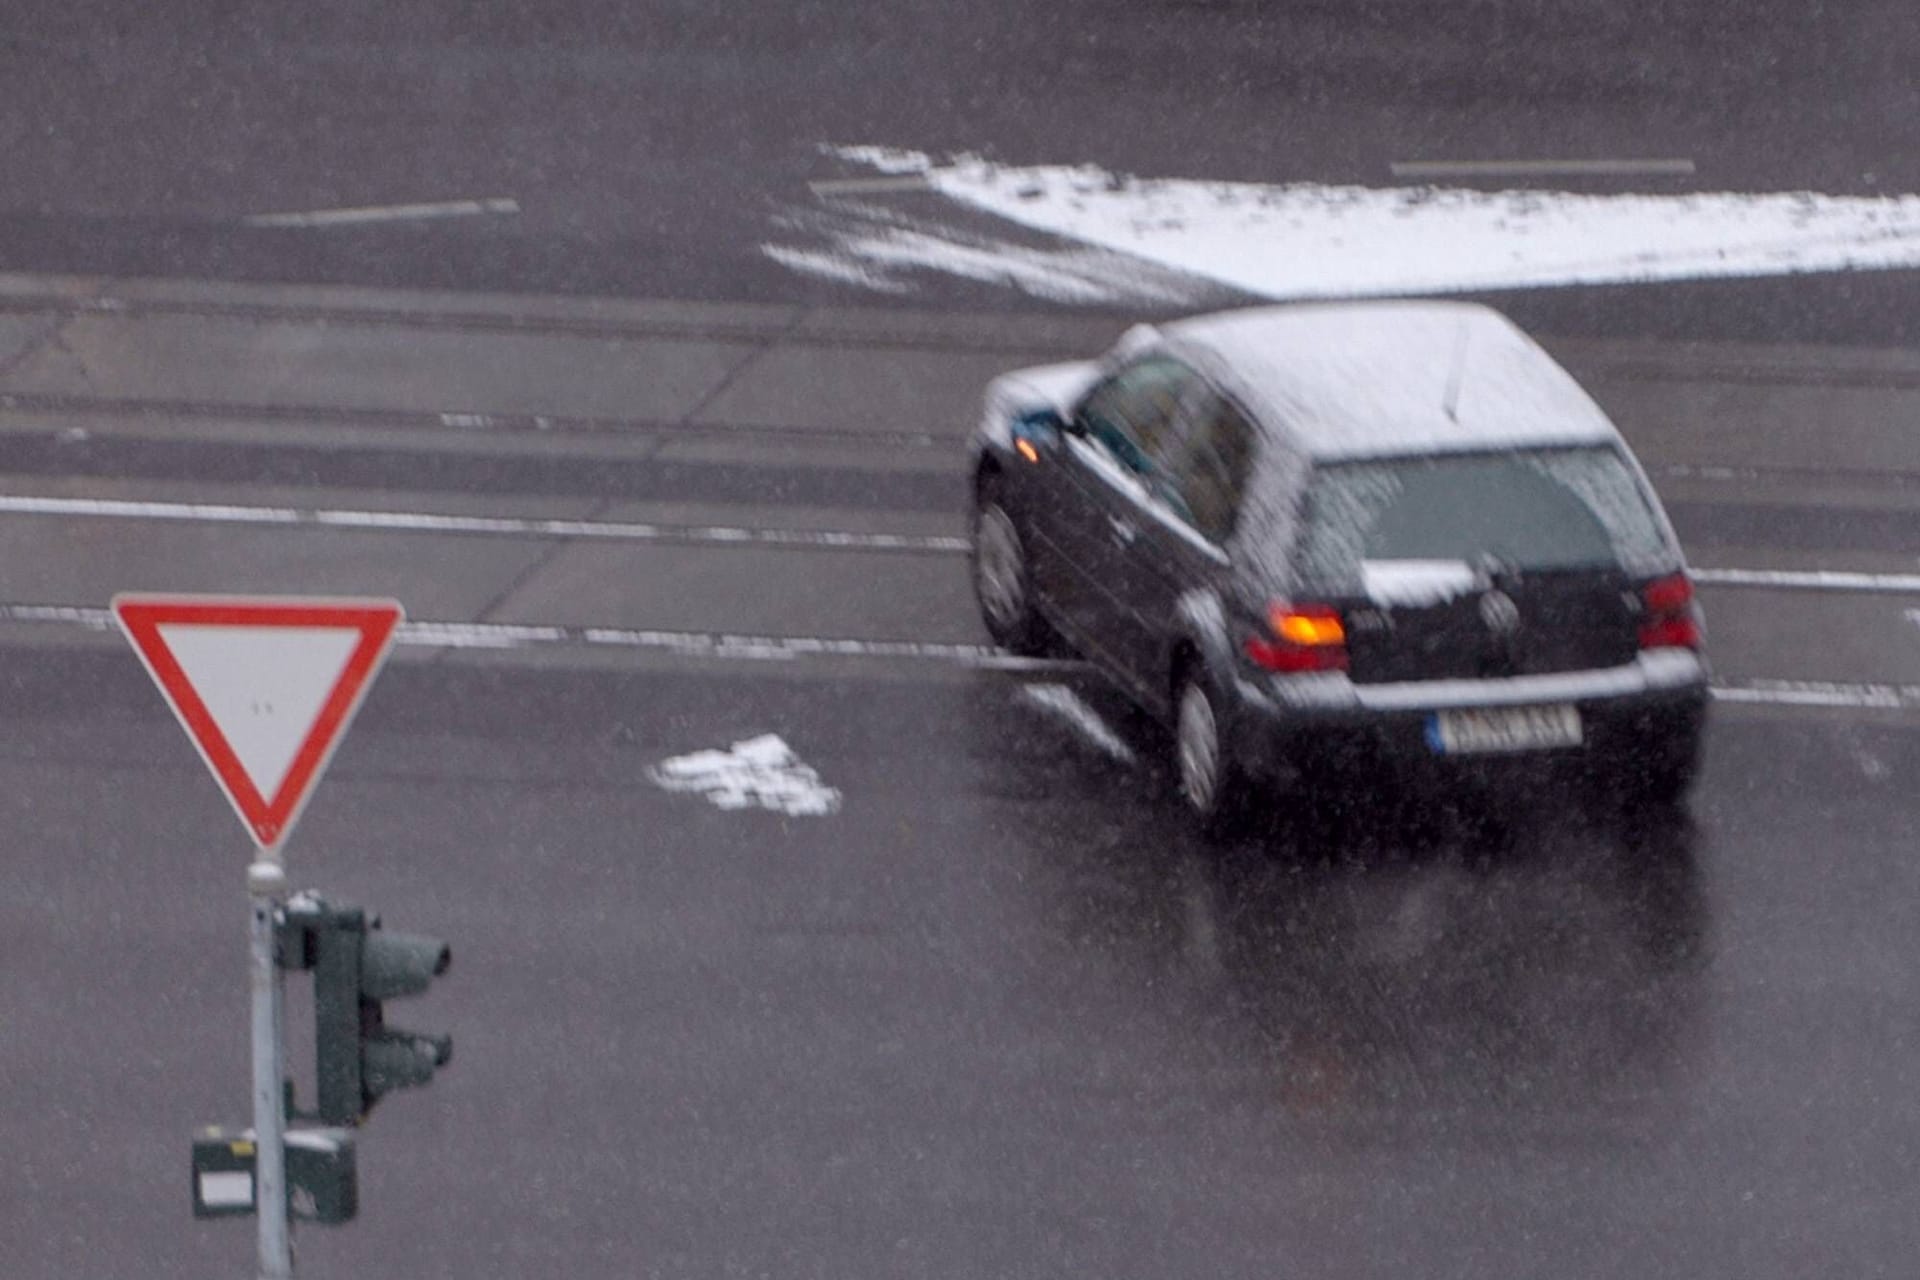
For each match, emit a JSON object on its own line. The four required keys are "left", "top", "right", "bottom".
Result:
{"left": 1014, "top": 438, "right": 1041, "bottom": 464}
{"left": 1269, "top": 606, "right": 1346, "bottom": 646}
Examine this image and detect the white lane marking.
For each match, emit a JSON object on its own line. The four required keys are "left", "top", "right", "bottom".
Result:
{"left": 18, "top": 491, "right": 1920, "bottom": 598}
{"left": 16, "top": 491, "right": 1920, "bottom": 596}
{"left": 780, "top": 146, "right": 1920, "bottom": 300}
{"left": 14, "top": 494, "right": 1920, "bottom": 599}
{"left": 1695, "top": 568, "right": 1920, "bottom": 594}
{"left": 0, "top": 603, "right": 1064, "bottom": 668}
{"left": 4, "top": 601, "right": 1916, "bottom": 708}
{"left": 0, "top": 494, "right": 968, "bottom": 555}
{"left": 648, "top": 733, "right": 841, "bottom": 815}
{"left": 1390, "top": 158, "right": 1697, "bottom": 180}
{"left": 1020, "top": 684, "right": 1136, "bottom": 763}
{"left": 1710, "top": 680, "right": 1920, "bottom": 709}
{"left": 810, "top": 175, "right": 933, "bottom": 197}
{"left": 241, "top": 198, "right": 520, "bottom": 229}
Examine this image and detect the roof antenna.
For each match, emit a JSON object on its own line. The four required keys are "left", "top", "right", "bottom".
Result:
{"left": 1442, "top": 321, "right": 1470, "bottom": 425}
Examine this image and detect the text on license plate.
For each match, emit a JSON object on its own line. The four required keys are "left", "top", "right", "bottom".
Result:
{"left": 1426, "top": 704, "right": 1583, "bottom": 755}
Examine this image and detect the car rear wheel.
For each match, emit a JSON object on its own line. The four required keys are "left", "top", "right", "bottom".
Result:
{"left": 972, "top": 496, "right": 1049, "bottom": 655}
{"left": 1175, "top": 673, "right": 1248, "bottom": 837}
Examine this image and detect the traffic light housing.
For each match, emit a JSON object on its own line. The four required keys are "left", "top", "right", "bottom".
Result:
{"left": 280, "top": 895, "right": 452, "bottom": 1125}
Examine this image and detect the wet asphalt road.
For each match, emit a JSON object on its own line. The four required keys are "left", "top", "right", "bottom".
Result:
{"left": 0, "top": 269, "right": 1916, "bottom": 1276}
{"left": 1, "top": 4, "right": 1918, "bottom": 1271}
{"left": 3, "top": 646, "right": 1916, "bottom": 1279}
{"left": 3, "top": 0, "right": 1920, "bottom": 340}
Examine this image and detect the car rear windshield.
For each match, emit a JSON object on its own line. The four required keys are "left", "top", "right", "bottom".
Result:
{"left": 1297, "top": 445, "right": 1674, "bottom": 587}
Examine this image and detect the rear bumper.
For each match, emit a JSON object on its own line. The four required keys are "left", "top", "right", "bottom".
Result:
{"left": 1225, "top": 649, "right": 1710, "bottom": 780}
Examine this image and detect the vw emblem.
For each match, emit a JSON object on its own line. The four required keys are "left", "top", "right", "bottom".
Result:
{"left": 1479, "top": 589, "right": 1521, "bottom": 635}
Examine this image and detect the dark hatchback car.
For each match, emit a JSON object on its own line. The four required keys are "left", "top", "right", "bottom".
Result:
{"left": 967, "top": 302, "right": 1709, "bottom": 831}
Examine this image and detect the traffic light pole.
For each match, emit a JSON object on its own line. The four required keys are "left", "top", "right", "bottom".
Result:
{"left": 249, "top": 863, "right": 293, "bottom": 1280}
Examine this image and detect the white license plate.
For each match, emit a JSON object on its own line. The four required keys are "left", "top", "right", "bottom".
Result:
{"left": 1427, "top": 704, "right": 1583, "bottom": 755}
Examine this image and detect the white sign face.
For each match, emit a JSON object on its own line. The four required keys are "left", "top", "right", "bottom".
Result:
{"left": 112, "top": 596, "right": 404, "bottom": 854}
{"left": 156, "top": 625, "right": 364, "bottom": 807}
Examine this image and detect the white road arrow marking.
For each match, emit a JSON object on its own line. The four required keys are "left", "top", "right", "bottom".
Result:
{"left": 648, "top": 734, "right": 842, "bottom": 816}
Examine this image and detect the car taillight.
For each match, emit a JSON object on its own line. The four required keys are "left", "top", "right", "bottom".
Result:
{"left": 1245, "top": 603, "right": 1349, "bottom": 673}
{"left": 1638, "top": 572, "right": 1702, "bottom": 649}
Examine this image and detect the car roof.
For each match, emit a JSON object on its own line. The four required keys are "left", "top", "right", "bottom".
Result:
{"left": 1156, "top": 301, "right": 1621, "bottom": 461}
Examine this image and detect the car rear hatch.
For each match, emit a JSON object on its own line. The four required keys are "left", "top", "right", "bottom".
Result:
{"left": 1291, "top": 446, "right": 1681, "bottom": 685}
{"left": 1340, "top": 562, "right": 1639, "bottom": 682}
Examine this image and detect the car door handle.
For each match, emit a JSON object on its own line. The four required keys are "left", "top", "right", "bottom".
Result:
{"left": 1108, "top": 515, "right": 1138, "bottom": 545}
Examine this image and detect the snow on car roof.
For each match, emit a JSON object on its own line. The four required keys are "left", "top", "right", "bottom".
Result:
{"left": 1159, "top": 301, "right": 1620, "bottom": 460}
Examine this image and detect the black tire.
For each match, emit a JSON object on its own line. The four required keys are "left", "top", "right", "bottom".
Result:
{"left": 1173, "top": 669, "right": 1251, "bottom": 839}
{"left": 970, "top": 491, "right": 1050, "bottom": 656}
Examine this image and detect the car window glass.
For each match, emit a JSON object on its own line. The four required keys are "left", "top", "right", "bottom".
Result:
{"left": 1075, "top": 358, "right": 1193, "bottom": 478}
{"left": 1164, "top": 392, "right": 1257, "bottom": 543}
{"left": 1297, "top": 446, "right": 1673, "bottom": 587}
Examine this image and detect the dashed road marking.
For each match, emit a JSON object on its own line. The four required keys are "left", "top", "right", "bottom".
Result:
{"left": 1389, "top": 158, "right": 1697, "bottom": 180}
{"left": 242, "top": 198, "right": 521, "bottom": 229}
{"left": 9, "top": 494, "right": 1920, "bottom": 592}
{"left": 1697, "top": 568, "right": 1920, "bottom": 594}
{"left": 1710, "top": 679, "right": 1920, "bottom": 710}
{"left": 0, "top": 603, "right": 1065, "bottom": 669}
{"left": 0, "top": 494, "right": 967, "bottom": 555}
{"left": 1, "top": 601, "right": 1911, "bottom": 710}
{"left": 809, "top": 176, "right": 933, "bottom": 197}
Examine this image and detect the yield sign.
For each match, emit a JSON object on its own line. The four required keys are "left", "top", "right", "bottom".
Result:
{"left": 112, "top": 595, "right": 404, "bottom": 854}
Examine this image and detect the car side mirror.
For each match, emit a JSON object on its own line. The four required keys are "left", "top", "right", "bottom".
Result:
{"left": 1012, "top": 408, "right": 1068, "bottom": 455}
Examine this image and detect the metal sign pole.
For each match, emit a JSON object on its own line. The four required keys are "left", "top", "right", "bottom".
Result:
{"left": 249, "top": 862, "right": 293, "bottom": 1279}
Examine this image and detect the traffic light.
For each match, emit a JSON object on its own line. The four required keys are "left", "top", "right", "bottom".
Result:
{"left": 280, "top": 895, "right": 452, "bottom": 1125}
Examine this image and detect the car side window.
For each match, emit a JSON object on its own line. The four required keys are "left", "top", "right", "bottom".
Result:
{"left": 1074, "top": 357, "right": 1193, "bottom": 479}
{"left": 1165, "top": 391, "right": 1257, "bottom": 543}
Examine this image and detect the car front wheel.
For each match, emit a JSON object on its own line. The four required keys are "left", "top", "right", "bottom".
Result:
{"left": 972, "top": 496, "right": 1049, "bottom": 655}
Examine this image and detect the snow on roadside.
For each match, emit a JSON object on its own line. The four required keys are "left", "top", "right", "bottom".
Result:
{"left": 763, "top": 202, "right": 1227, "bottom": 306}
{"left": 770, "top": 146, "right": 1920, "bottom": 302}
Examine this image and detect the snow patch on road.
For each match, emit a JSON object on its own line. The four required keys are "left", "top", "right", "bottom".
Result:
{"left": 762, "top": 243, "right": 912, "bottom": 294}
{"left": 648, "top": 734, "right": 842, "bottom": 816}
{"left": 762, "top": 204, "right": 1230, "bottom": 307}
{"left": 774, "top": 146, "right": 1920, "bottom": 302}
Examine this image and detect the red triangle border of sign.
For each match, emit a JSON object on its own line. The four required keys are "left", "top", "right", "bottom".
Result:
{"left": 111, "top": 596, "right": 404, "bottom": 852}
